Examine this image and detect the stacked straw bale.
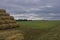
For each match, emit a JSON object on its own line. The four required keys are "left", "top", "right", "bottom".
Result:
{"left": 0, "top": 9, "right": 24, "bottom": 40}
{"left": 0, "top": 9, "right": 19, "bottom": 29}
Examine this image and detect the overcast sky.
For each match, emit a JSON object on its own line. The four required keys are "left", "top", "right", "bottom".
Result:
{"left": 0, "top": 0, "right": 60, "bottom": 20}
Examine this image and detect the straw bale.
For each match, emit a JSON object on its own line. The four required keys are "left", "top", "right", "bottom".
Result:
{"left": 1, "top": 16, "right": 9, "bottom": 20}
{"left": 12, "top": 23, "right": 19, "bottom": 27}
{"left": 0, "top": 24, "right": 9, "bottom": 29}
{"left": 1, "top": 16, "right": 7, "bottom": 20}
{"left": 0, "top": 30, "right": 24, "bottom": 40}
{"left": 0, "top": 12, "right": 6, "bottom": 14}
{"left": 0, "top": 23, "right": 19, "bottom": 29}
{"left": 0, "top": 13, "right": 3, "bottom": 16}
{"left": 5, "top": 33, "right": 24, "bottom": 40}
{"left": 5, "top": 20, "right": 16, "bottom": 24}
{"left": 9, "top": 20, "right": 16, "bottom": 23}
{"left": 8, "top": 23, "right": 14, "bottom": 28}
{"left": 0, "top": 30, "right": 24, "bottom": 37}
{"left": 0, "top": 20, "right": 6, "bottom": 24}
{"left": 5, "top": 20, "right": 9, "bottom": 23}
{"left": 0, "top": 25, "right": 2, "bottom": 29}
{"left": 1, "top": 16, "right": 5, "bottom": 20}
{"left": 1, "top": 16, "right": 14, "bottom": 20}
{"left": 5, "top": 13, "right": 10, "bottom": 16}
{"left": 9, "top": 16, "right": 14, "bottom": 20}
{"left": 13, "top": 23, "right": 19, "bottom": 27}
{"left": 0, "top": 9, "right": 6, "bottom": 13}
{"left": 8, "top": 23, "right": 19, "bottom": 28}
{"left": 2, "top": 13, "right": 10, "bottom": 16}
{"left": 0, "top": 13, "right": 9, "bottom": 16}
{"left": 0, "top": 12, "right": 5, "bottom": 13}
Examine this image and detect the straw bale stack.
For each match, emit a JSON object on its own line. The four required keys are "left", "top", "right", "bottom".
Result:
{"left": 0, "top": 9, "right": 24, "bottom": 40}
{"left": 0, "top": 9, "right": 19, "bottom": 29}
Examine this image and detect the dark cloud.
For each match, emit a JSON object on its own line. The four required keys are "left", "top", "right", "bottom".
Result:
{"left": 0, "top": 0, "right": 60, "bottom": 20}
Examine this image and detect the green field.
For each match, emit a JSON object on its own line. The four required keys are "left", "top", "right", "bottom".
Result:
{"left": 16, "top": 20, "right": 60, "bottom": 40}
{"left": 0, "top": 20, "right": 60, "bottom": 40}
{"left": 17, "top": 20, "right": 60, "bottom": 29}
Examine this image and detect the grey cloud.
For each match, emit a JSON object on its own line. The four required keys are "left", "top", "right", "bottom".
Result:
{"left": 0, "top": 0, "right": 60, "bottom": 20}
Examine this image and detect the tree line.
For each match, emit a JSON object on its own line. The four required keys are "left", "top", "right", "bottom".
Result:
{"left": 16, "top": 19, "right": 32, "bottom": 21}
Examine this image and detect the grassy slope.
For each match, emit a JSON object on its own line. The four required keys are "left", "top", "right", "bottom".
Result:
{"left": 39, "top": 23, "right": 60, "bottom": 40}
{"left": 0, "top": 20, "right": 58, "bottom": 40}
{"left": 17, "top": 20, "right": 60, "bottom": 40}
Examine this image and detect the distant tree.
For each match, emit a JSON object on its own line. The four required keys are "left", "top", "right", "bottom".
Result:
{"left": 16, "top": 19, "right": 27, "bottom": 21}
{"left": 23, "top": 19, "right": 27, "bottom": 21}
{"left": 16, "top": 19, "right": 32, "bottom": 21}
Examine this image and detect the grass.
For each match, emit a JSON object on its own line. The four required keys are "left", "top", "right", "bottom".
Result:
{"left": 0, "top": 20, "right": 60, "bottom": 40}
{"left": 17, "top": 20, "right": 60, "bottom": 29}
{"left": 17, "top": 20, "right": 60, "bottom": 40}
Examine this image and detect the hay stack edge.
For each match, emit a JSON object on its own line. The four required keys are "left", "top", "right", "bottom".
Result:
{"left": 0, "top": 9, "right": 24, "bottom": 40}
{"left": 0, "top": 9, "right": 19, "bottom": 29}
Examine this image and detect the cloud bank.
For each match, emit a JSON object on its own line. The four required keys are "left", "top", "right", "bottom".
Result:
{"left": 0, "top": 0, "right": 60, "bottom": 20}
